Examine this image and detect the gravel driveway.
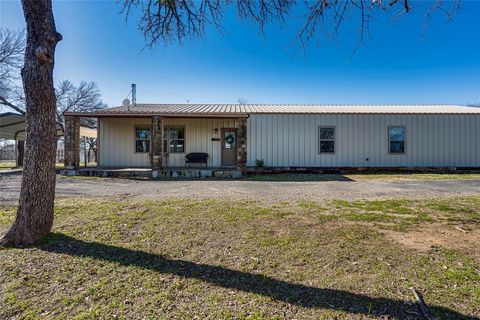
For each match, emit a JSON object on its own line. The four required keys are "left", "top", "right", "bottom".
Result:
{"left": 2, "top": 173, "right": 480, "bottom": 205}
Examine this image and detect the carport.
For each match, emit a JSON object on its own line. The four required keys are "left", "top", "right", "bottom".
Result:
{"left": 0, "top": 112, "right": 97, "bottom": 167}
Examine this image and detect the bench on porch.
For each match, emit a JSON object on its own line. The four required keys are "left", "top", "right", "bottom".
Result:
{"left": 185, "top": 152, "right": 209, "bottom": 167}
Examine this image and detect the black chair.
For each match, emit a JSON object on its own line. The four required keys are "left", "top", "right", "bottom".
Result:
{"left": 185, "top": 152, "right": 209, "bottom": 167}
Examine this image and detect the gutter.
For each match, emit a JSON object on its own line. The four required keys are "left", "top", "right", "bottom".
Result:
{"left": 63, "top": 112, "right": 249, "bottom": 118}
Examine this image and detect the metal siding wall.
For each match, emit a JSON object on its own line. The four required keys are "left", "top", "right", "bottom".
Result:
{"left": 247, "top": 114, "right": 480, "bottom": 167}
{"left": 100, "top": 118, "right": 237, "bottom": 167}
{"left": 99, "top": 118, "right": 151, "bottom": 167}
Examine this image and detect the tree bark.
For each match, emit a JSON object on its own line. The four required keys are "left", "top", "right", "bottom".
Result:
{"left": 17, "top": 140, "right": 25, "bottom": 167}
{"left": 1, "top": 0, "right": 62, "bottom": 246}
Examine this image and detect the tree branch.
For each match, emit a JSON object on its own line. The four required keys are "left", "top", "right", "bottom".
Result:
{"left": 0, "top": 95, "right": 25, "bottom": 115}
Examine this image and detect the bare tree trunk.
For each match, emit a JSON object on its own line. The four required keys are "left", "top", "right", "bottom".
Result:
{"left": 1, "top": 0, "right": 62, "bottom": 246}
{"left": 17, "top": 140, "right": 25, "bottom": 167}
{"left": 87, "top": 147, "right": 92, "bottom": 163}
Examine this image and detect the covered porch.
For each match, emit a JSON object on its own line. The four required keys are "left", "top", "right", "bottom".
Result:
{"left": 76, "top": 166, "right": 243, "bottom": 179}
{"left": 62, "top": 112, "right": 247, "bottom": 178}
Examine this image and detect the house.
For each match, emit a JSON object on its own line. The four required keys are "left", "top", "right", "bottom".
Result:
{"left": 63, "top": 104, "right": 480, "bottom": 177}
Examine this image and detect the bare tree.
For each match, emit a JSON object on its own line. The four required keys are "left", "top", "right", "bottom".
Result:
{"left": 56, "top": 81, "right": 106, "bottom": 164}
{"left": 1, "top": 29, "right": 107, "bottom": 122}
{"left": 0, "top": 28, "right": 25, "bottom": 115}
{"left": 55, "top": 80, "right": 107, "bottom": 125}
{"left": 0, "top": 29, "right": 27, "bottom": 168}
{"left": 121, "top": 0, "right": 461, "bottom": 48}
{"left": 0, "top": 139, "right": 15, "bottom": 162}
{"left": 0, "top": 32, "right": 107, "bottom": 167}
{"left": 238, "top": 97, "right": 249, "bottom": 105}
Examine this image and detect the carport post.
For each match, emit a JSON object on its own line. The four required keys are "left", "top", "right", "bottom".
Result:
{"left": 14, "top": 140, "right": 18, "bottom": 167}
{"left": 83, "top": 137, "right": 87, "bottom": 167}
{"left": 64, "top": 115, "right": 80, "bottom": 174}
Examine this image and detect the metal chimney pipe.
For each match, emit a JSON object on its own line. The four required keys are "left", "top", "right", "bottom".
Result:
{"left": 131, "top": 83, "right": 136, "bottom": 106}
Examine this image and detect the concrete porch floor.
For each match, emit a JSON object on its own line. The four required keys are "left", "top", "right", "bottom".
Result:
{"left": 71, "top": 166, "right": 242, "bottom": 179}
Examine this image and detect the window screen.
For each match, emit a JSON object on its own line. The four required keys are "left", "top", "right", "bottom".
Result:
{"left": 319, "top": 127, "right": 335, "bottom": 154}
{"left": 163, "top": 127, "right": 185, "bottom": 153}
{"left": 389, "top": 126, "right": 405, "bottom": 154}
{"left": 135, "top": 127, "right": 150, "bottom": 153}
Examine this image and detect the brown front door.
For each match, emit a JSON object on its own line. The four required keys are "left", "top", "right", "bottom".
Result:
{"left": 221, "top": 128, "right": 237, "bottom": 166}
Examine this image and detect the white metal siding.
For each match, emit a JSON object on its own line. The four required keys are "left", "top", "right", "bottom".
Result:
{"left": 99, "top": 118, "right": 151, "bottom": 167}
{"left": 99, "top": 118, "right": 238, "bottom": 167}
{"left": 247, "top": 114, "right": 480, "bottom": 168}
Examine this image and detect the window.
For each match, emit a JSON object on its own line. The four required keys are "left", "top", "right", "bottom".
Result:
{"left": 389, "top": 126, "right": 405, "bottom": 154}
{"left": 319, "top": 127, "right": 335, "bottom": 154}
{"left": 163, "top": 126, "right": 185, "bottom": 153}
{"left": 135, "top": 127, "right": 150, "bottom": 153}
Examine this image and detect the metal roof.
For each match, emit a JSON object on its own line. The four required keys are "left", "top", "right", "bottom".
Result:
{"left": 0, "top": 112, "right": 97, "bottom": 140}
{"left": 63, "top": 104, "right": 480, "bottom": 117}
{"left": 0, "top": 113, "right": 28, "bottom": 140}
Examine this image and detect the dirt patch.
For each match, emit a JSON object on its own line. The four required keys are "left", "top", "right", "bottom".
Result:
{"left": 382, "top": 223, "right": 480, "bottom": 256}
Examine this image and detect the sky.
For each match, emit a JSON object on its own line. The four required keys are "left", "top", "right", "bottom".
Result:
{"left": 1, "top": 0, "right": 479, "bottom": 107}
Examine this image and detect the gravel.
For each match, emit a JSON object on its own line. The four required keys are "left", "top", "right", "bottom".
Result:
{"left": 1, "top": 173, "right": 480, "bottom": 205}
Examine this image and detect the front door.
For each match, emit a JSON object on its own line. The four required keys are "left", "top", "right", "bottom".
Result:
{"left": 221, "top": 128, "right": 237, "bottom": 166}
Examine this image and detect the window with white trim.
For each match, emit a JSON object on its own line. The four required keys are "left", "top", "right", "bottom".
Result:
{"left": 163, "top": 126, "right": 185, "bottom": 153}
{"left": 319, "top": 127, "right": 335, "bottom": 154}
{"left": 135, "top": 127, "right": 150, "bottom": 153}
{"left": 389, "top": 126, "right": 405, "bottom": 154}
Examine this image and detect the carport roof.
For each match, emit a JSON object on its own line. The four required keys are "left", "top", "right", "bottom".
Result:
{"left": 0, "top": 113, "right": 26, "bottom": 140}
{"left": 0, "top": 112, "right": 97, "bottom": 140}
{"left": 63, "top": 104, "right": 480, "bottom": 117}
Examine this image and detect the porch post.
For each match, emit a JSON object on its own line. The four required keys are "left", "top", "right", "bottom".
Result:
{"left": 237, "top": 117, "right": 247, "bottom": 174}
{"left": 151, "top": 115, "right": 164, "bottom": 178}
{"left": 64, "top": 115, "right": 80, "bottom": 172}
{"left": 14, "top": 140, "right": 18, "bottom": 167}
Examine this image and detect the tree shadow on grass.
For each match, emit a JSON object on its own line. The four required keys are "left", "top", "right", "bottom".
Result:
{"left": 37, "top": 233, "right": 475, "bottom": 319}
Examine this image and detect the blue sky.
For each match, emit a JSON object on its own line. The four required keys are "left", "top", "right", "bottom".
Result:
{"left": 1, "top": 0, "right": 479, "bottom": 106}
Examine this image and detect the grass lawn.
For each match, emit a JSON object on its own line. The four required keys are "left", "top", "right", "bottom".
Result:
{"left": 248, "top": 172, "right": 480, "bottom": 181}
{"left": 0, "top": 196, "right": 479, "bottom": 319}
{"left": 0, "top": 162, "right": 95, "bottom": 170}
{"left": 0, "top": 162, "right": 16, "bottom": 170}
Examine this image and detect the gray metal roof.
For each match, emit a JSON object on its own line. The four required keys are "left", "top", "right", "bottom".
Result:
{"left": 0, "top": 113, "right": 27, "bottom": 140}
{"left": 64, "top": 104, "right": 480, "bottom": 117}
{"left": 0, "top": 112, "right": 96, "bottom": 140}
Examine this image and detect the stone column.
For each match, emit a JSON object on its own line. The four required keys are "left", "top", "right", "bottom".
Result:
{"left": 237, "top": 117, "right": 247, "bottom": 174}
{"left": 151, "top": 115, "right": 164, "bottom": 178}
{"left": 64, "top": 115, "right": 80, "bottom": 172}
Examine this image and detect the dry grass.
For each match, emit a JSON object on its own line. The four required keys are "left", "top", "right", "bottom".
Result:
{"left": 0, "top": 196, "right": 479, "bottom": 319}
{"left": 348, "top": 173, "right": 480, "bottom": 181}
{"left": 0, "top": 162, "right": 15, "bottom": 170}
{"left": 248, "top": 172, "right": 480, "bottom": 182}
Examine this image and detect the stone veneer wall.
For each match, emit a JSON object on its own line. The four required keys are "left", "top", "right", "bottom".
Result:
{"left": 237, "top": 118, "right": 247, "bottom": 174}
{"left": 151, "top": 115, "right": 164, "bottom": 177}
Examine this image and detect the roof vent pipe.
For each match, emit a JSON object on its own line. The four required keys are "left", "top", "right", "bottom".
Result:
{"left": 131, "top": 83, "right": 136, "bottom": 106}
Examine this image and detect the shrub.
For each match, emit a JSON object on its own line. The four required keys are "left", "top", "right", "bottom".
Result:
{"left": 255, "top": 159, "right": 265, "bottom": 167}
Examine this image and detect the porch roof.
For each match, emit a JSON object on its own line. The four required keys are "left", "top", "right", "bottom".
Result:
{"left": 63, "top": 104, "right": 480, "bottom": 118}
